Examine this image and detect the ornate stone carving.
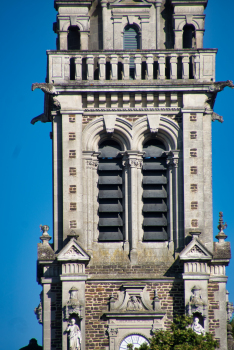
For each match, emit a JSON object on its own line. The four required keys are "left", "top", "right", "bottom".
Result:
{"left": 126, "top": 296, "right": 143, "bottom": 311}
{"left": 212, "top": 112, "right": 223, "bottom": 123}
{"left": 84, "top": 107, "right": 180, "bottom": 112}
{"left": 187, "top": 245, "right": 207, "bottom": 257}
{"left": 31, "top": 83, "right": 58, "bottom": 95}
{"left": 64, "top": 246, "right": 82, "bottom": 259}
{"left": 187, "top": 286, "right": 207, "bottom": 317}
{"left": 65, "top": 287, "right": 83, "bottom": 320}
{"left": 216, "top": 211, "right": 228, "bottom": 242}
{"left": 107, "top": 327, "right": 118, "bottom": 337}
{"left": 34, "top": 292, "right": 43, "bottom": 324}
{"left": 129, "top": 159, "right": 143, "bottom": 168}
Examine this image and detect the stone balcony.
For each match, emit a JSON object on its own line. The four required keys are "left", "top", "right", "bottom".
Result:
{"left": 47, "top": 49, "right": 216, "bottom": 85}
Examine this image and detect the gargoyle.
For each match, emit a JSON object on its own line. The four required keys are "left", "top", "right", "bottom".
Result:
{"left": 31, "top": 83, "right": 58, "bottom": 95}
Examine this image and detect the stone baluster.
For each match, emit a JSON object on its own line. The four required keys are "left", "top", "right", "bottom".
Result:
{"left": 146, "top": 54, "right": 154, "bottom": 80}
{"left": 74, "top": 56, "right": 82, "bottom": 81}
{"left": 182, "top": 54, "right": 190, "bottom": 79}
{"left": 158, "top": 54, "right": 165, "bottom": 80}
{"left": 110, "top": 54, "right": 118, "bottom": 80}
{"left": 98, "top": 55, "right": 106, "bottom": 81}
{"left": 64, "top": 56, "right": 70, "bottom": 80}
{"left": 134, "top": 54, "right": 142, "bottom": 80}
{"left": 170, "top": 54, "right": 177, "bottom": 79}
{"left": 122, "top": 54, "right": 130, "bottom": 80}
{"left": 194, "top": 54, "right": 200, "bottom": 80}
{"left": 86, "top": 55, "right": 94, "bottom": 80}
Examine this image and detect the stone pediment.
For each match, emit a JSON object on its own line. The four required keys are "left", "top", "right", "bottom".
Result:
{"left": 57, "top": 238, "right": 90, "bottom": 262}
{"left": 180, "top": 238, "right": 212, "bottom": 261}
{"left": 106, "top": 284, "right": 165, "bottom": 319}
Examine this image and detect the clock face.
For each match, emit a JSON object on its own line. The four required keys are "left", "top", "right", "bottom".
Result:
{"left": 119, "top": 334, "right": 149, "bottom": 350}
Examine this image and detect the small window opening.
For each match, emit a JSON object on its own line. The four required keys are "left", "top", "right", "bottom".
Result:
{"left": 183, "top": 24, "right": 196, "bottom": 49}
{"left": 68, "top": 26, "right": 80, "bottom": 50}
{"left": 123, "top": 25, "right": 140, "bottom": 79}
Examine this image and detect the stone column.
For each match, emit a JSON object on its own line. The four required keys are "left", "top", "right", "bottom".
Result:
{"left": 182, "top": 54, "right": 190, "bottom": 79}
{"left": 146, "top": 54, "right": 154, "bottom": 80}
{"left": 64, "top": 56, "right": 70, "bottom": 81}
{"left": 170, "top": 54, "right": 177, "bottom": 79}
{"left": 101, "top": 0, "right": 108, "bottom": 49}
{"left": 75, "top": 56, "right": 82, "bottom": 81}
{"left": 158, "top": 54, "right": 165, "bottom": 80}
{"left": 134, "top": 54, "right": 142, "bottom": 80}
{"left": 174, "top": 30, "right": 182, "bottom": 49}
{"left": 43, "top": 283, "right": 51, "bottom": 350}
{"left": 155, "top": 1, "right": 162, "bottom": 49}
{"left": 113, "top": 16, "right": 122, "bottom": 49}
{"left": 80, "top": 31, "right": 89, "bottom": 50}
{"left": 110, "top": 55, "right": 118, "bottom": 80}
{"left": 98, "top": 55, "right": 106, "bottom": 81}
{"left": 122, "top": 55, "right": 130, "bottom": 80}
{"left": 196, "top": 30, "right": 204, "bottom": 49}
{"left": 86, "top": 55, "right": 94, "bottom": 80}
{"left": 59, "top": 31, "right": 68, "bottom": 50}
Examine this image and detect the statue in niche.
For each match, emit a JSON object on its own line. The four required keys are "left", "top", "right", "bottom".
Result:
{"left": 127, "top": 295, "right": 143, "bottom": 310}
{"left": 191, "top": 317, "right": 205, "bottom": 335}
{"left": 65, "top": 318, "right": 82, "bottom": 350}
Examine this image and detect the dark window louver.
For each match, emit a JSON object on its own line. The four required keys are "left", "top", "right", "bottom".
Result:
{"left": 98, "top": 140, "right": 123, "bottom": 241}
{"left": 142, "top": 140, "right": 168, "bottom": 241}
{"left": 123, "top": 25, "right": 140, "bottom": 78}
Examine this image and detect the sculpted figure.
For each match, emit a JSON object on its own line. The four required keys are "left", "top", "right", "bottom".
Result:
{"left": 191, "top": 317, "right": 205, "bottom": 335}
{"left": 127, "top": 296, "right": 143, "bottom": 310}
{"left": 65, "top": 318, "right": 82, "bottom": 350}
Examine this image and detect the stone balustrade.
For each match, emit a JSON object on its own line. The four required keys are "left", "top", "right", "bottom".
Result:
{"left": 47, "top": 49, "right": 216, "bottom": 83}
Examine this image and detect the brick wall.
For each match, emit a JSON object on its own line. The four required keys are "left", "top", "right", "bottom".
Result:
{"left": 208, "top": 282, "right": 220, "bottom": 336}
{"left": 85, "top": 281, "right": 184, "bottom": 350}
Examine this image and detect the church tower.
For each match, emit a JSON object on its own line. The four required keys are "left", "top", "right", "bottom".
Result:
{"left": 33, "top": 0, "right": 233, "bottom": 349}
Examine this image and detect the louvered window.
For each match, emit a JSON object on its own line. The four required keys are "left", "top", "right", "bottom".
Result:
{"left": 142, "top": 140, "right": 168, "bottom": 241}
{"left": 123, "top": 25, "right": 140, "bottom": 79}
{"left": 98, "top": 140, "right": 123, "bottom": 241}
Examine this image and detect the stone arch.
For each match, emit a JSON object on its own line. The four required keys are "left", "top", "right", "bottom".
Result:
{"left": 132, "top": 116, "right": 179, "bottom": 151}
{"left": 82, "top": 116, "right": 132, "bottom": 152}
{"left": 62, "top": 20, "right": 84, "bottom": 32}
{"left": 177, "top": 19, "right": 200, "bottom": 31}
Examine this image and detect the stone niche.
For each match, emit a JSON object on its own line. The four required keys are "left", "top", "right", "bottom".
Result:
{"left": 104, "top": 284, "right": 165, "bottom": 350}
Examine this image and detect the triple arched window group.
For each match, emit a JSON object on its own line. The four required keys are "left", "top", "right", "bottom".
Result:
{"left": 97, "top": 138, "right": 168, "bottom": 242}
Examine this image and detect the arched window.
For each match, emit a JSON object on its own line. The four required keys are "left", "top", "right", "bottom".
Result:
{"left": 98, "top": 140, "right": 123, "bottom": 241}
{"left": 142, "top": 139, "right": 168, "bottom": 241}
{"left": 68, "top": 26, "right": 80, "bottom": 50}
{"left": 183, "top": 24, "right": 196, "bottom": 49}
{"left": 123, "top": 24, "right": 140, "bottom": 78}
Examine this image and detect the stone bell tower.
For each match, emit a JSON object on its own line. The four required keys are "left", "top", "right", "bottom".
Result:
{"left": 33, "top": 0, "right": 233, "bottom": 349}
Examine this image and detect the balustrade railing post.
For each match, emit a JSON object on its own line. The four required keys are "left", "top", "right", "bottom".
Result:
{"left": 87, "top": 55, "right": 94, "bottom": 80}
{"left": 64, "top": 56, "right": 70, "bottom": 80}
{"left": 170, "top": 54, "right": 177, "bottom": 80}
{"left": 158, "top": 54, "right": 165, "bottom": 80}
{"left": 74, "top": 56, "right": 82, "bottom": 81}
{"left": 98, "top": 55, "right": 106, "bottom": 81}
{"left": 134, "top": 54, "right": 142, "bottom": 80}
{"left": 182, "top": 54, "right": 190, "bottom": 79}
{"left": 146, "top": 54, "right": 154, "bottom": 80}
{"left": 194, "top": 54, "right": 200, "bottom": 80}
{"left": 110, "top": 54, "right": 118, "bottom": 80}
{"left": 122, "top": 54, "right": 130, "bottom": 80}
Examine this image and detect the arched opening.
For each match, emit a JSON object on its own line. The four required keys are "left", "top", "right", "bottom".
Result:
{"left": 123, "top": 24, "right": 140, "bottom": 79}
{"left": 67, "top": 26, "right": 80, "bottom": 50}
{"left": 142, "top": 139, "right": 168, "bottom": 241}
{"left": 98, "top": 139, "right": 123, "bottom": 241}
{"left": 183, "top": 24, "right": 196, "bottom": 49}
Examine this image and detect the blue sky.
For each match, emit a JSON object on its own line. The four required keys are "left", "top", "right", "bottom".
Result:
{"left": 0, "top": 0, "right": 234, "bottom": 349}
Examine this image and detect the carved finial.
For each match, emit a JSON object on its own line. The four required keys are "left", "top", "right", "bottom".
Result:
{"left": 215, "top": 212, "right": 227, "bottom": 243}
{"left": 39, "top": 225, "right": 51, "bottom": 245}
